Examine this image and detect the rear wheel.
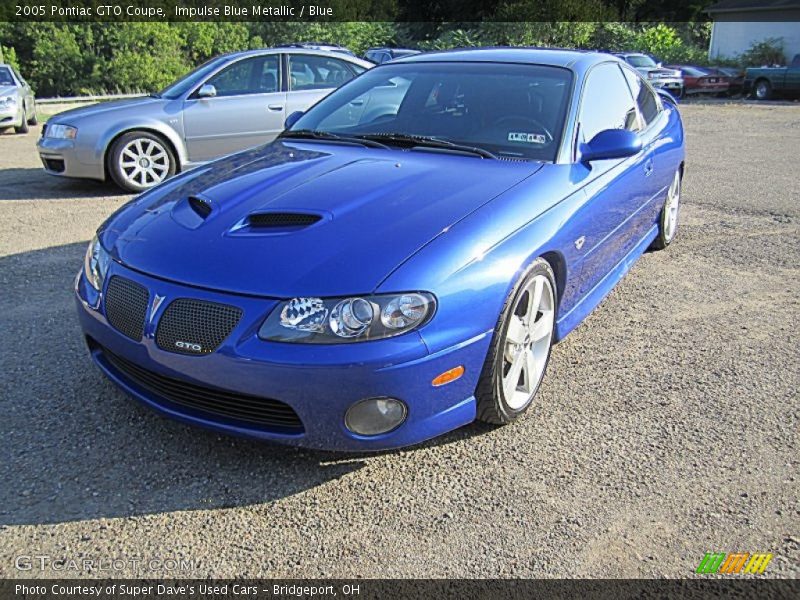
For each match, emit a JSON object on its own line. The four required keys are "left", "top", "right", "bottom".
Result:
{"left": 14, "top": 109, "right": 29, "bottom": 134}
{"left": 754, "top": 79, "right": 772, "bottom": 101}
{"left": 651, "top": 169, "right": 682, "bottom": 250}
{"left": 27, "top": 105, "right": 38, "bottom": 126}
{"left": 108, "top": 131, "right": 176, "bottom": 192}
{"left": 476, "top": 258, "right": 556, "bottom": 424}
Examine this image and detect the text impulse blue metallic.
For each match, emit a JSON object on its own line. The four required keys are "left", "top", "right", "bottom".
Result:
{"left": 75, "top": 48, "right": 685, "bottom": 451}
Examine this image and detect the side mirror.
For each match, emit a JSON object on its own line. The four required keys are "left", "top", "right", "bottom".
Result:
{"left": 580, "top": 129, "right": 642, "bottom": 163}
{"left": 284, "top": 111, "right": 304, "bottom": 129}
{"left": 197, "top": 84, "right": 217, "bottom": 99}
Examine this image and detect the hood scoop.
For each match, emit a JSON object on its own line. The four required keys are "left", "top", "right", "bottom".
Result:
{"left": 248, "top": 212, "right": 322, "bottom": 227}
{"left": 229, "top": 211, "right": 325, "bottom": 236}
{"left": 171, "top": 196, "right": 214, "bottom": 230}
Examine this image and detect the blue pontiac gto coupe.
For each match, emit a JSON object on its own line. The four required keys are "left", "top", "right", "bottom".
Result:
{"left": 76, "top": 48, "right": 684, "bottom": 451}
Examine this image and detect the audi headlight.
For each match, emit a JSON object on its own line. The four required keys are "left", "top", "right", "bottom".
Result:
{"left": 46, "top": 123, "right": 78, "bottom": 140}
{"left": 83, "top": 235, "right": 111, "bottom": 291}
{"left": 259, "top": 293, "right": 435, "bottom": 343}
{"left": 0, "top": 95, "right": 17, "bottom": 108}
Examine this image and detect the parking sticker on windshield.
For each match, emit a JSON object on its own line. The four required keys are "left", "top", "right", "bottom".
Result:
{"left": 508, "top": 132, "right": 546, "bottom": 144}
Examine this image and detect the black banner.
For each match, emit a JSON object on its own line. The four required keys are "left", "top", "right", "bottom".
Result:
{"left": 1, "top": 0, "right": 797, "bottom": 23}
{"left": 1, "top": 579, "right": 799, "bottom": 600}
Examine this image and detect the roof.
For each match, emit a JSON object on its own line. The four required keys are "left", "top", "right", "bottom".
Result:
{"left": 397, "top": 47, "right": 614, "bottom": 69}
{"left": 706, "top": 0, "right": 800, "bottom": 13}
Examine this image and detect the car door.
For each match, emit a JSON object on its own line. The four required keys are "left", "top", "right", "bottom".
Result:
{"left": 11, "top": 68, "right": 34, "bottom": 114}
{"left": 182, "top": 54, "right": 286, "bottom": 163}
{"left": 572, "top": 62, "right": 654, "bottom": 298}
{"left": 284, "top": 54, "right": 360, "bottom": 118}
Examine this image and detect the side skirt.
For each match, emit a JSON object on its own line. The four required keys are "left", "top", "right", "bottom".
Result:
{"left": 554, "top": 224, "right": 658, "bottom": 342}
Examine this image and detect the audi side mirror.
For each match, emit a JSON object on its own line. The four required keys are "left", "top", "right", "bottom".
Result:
{"left": 197, "top": 84, "right": 217, "bottom": 99}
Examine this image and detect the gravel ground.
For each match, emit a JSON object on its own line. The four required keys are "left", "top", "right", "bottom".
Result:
{"left": 0, "top": 103, "right": 797, "bottom": 579}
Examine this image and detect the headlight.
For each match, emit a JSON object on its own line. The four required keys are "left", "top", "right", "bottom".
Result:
{"left": 46, "top": 124, "right": 78, "bottom": 139}
{"left": 0, "top": 95, "right": 17, "bottom": 108}
{"left": 259, "top": 293, "right": 435, "bottom": 343}
{"left": 83, "top": 235, "right": 111, "bottom": 291}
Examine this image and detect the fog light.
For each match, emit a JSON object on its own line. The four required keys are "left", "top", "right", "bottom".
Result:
{"left": 345, "top": 398, "right": 407, "bottom": 436}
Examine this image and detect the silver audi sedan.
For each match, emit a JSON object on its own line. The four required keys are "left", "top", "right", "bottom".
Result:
{"left": 37, "top": 48, "right": 372, "bottom": 192}
{"left": 0, "top": 63, "right": 37, "bottom": 134}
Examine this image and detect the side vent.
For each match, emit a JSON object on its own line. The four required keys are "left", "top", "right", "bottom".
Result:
{"left": 248, "top": 212, "right": 322, "bottom": 228}
{"left": 188, "top": 196, "right": 212, "bottom": 219}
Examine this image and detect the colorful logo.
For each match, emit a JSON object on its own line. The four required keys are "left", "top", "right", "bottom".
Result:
{"left": 696, "top": 552, "right": 773, "bottom": 574}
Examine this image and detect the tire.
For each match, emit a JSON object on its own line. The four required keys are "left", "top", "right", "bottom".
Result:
{"left": 27, "top": 106, "right": 38, "bottom": 126}
{"left": 650, "top": 168, "right": 682, "bottom": 251}
{"left": 14, "top": 109, "right": 29, "bottom": 134}
{"left": 476, "top": 258, "right": 557, "bottom": 425}
{"left": 754, "top": 79, "right": 772, "bottom": 101}
{"left": 108, "top": 131, "right": 176, "bottom": 192}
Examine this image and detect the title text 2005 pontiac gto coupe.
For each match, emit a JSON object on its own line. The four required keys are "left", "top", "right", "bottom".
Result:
{"left": 76, "top": 49, "right": 685, "bottom": 451}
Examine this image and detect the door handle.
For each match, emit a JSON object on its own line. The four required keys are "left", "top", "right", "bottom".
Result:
{"left": 267, "top": 104, "right": 284, "bottom": 111}
{"left": 349, "top": 100, "right": 364, "bottom": 107}
{"left": 644, "top": 158, "right": 654, "bottom": 177}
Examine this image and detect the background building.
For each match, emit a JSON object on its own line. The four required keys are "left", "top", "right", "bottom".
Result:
{"left": 707, "top": 0, "right": 800, "bottom": 62}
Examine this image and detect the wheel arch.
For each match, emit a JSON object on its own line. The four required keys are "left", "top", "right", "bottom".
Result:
{"left": 102, "top": 126, "right": 184, "bottom": 181}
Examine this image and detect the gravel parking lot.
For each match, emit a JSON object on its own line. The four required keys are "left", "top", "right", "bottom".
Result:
{"left": 0, "top": 103, "right": 797, "bottom": 579}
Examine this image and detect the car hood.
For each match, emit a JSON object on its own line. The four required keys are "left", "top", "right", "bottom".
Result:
{"left": 50, "top": 96, "right": 164, "bottom": 123}
{"left": 101, "top": 141, "right": 542, "bottom": 297}
{"left": 0, "top": 85, "right": 19, "bottom": 98}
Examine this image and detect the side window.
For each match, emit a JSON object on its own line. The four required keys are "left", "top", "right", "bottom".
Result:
{"left": 579, "top": 63, "right": 639, "bottom": 142}
{"left": 0, "top": 67, "right": 15, "bottom": 86}
{"left": 289, "top": 55, "right": 356, "bottom": 91}
{"left": 622, "top": 66, "right": 660, "bottom": 126}
{"left": 204, "top": 55, "right": 279, "bottom": 97}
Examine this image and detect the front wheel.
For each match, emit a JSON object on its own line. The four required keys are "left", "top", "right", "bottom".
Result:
{"left": 27, "top": 106, "right": 38, "bottom": 126}
{"left": 476, "top": 258, "right": 556, "bottom": 424}
{"left": 754, "top": 79, "right": 772, "bottom": 101}
{"left": 108, "top": 131, "right": 176, "bottom": 192}
{"left": 14, "top": 109, "right": 29, "bottom": 134}
{"left": 651, "top": 169, "right": 682, "bottom": 250}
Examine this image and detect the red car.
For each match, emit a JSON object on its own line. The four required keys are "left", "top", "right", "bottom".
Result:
{"left": 669, "top": 65, "right": 730, "bottom": 95}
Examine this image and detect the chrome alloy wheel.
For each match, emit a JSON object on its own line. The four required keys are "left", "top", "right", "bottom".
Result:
{"left": 664, "top": 170, "right": 681, "bottom": 243}
{"left": 118, "top": 138, "right": 170, "bottom": 188}
{"left": 501, "top": 274, "right": 555, "bottom": 410}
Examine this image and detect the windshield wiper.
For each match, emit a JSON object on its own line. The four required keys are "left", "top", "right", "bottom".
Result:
{"left": 358, "top": 133, "right": 497, "bottom": 159}
{"left": 149, "top": 92, "right": 161, "bottom": 98}
{"left": 279, "top": 129, "right": 389, "bottom": 149}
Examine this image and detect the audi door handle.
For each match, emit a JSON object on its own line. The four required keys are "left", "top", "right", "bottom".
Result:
{"left": 267, "top": 105, "right": 284, "bottom": 111}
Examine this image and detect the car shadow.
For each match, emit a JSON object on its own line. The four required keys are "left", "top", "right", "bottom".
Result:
{"left": 0, "top": 168, "right": 125, "bottom": 201}
{"left": 0, "top": 242, "right": 490, "bottom": 527}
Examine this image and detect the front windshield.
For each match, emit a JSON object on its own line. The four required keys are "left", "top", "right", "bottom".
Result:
{"left": 626, "top": 55, "right": 658, "bottom": 68}
{"left": 289, "top": 62, "right": 573, "bottom": 161}
{"left": 157, "top": 56, "right": 229, "bottom": 99}
{"left": 0, "top": 67, "right": 15, "bottom": 86}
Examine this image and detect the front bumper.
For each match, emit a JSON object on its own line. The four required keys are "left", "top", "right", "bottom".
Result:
{"left": 0, "top": 105, "right": 21, "bottom": 128}
{"left": 37, "top": 135, "right": 105, "bottom": 181}
{"left": 649, "top": 78, "right": 683, "bottom": 94}
{"left": 75, "top": 261, "right": 489, "bottom": 451}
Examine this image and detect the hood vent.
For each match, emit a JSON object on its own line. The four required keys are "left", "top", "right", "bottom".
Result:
{"left": 188, "top": 196, "right": 212, "bottom": 219}
{"left": 248, "top": 212, "right": 322, "bottom": 228}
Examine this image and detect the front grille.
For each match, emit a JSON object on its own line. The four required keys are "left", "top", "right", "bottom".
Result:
{"left": 100, "top": 345, "right": 303, "bottom": 432}
{"left": 156, "top": 299, "right": 242, "bottom": 355}
{"left": 248, "top": 212, "right": 321, "bottom": 228}
{"left": 105, "top": 276, "right": 149, "bottom": 341}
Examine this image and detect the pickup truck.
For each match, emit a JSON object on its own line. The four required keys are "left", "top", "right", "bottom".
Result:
{"left": 745, "top": 54, "right": 800, "bottom": 100}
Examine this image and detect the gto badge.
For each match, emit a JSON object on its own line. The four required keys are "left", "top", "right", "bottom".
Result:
{"left": 574, "top": 236, "right": 586, "bottom": 250}
{"left": 176, "top": 341, "right": 203, "bottom": 352}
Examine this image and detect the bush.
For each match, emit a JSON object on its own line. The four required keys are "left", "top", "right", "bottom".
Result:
{"left": 739, "top": 37, "right": 785, "bottom": 67}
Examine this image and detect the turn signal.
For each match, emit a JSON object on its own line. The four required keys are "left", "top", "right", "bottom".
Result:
{"left": 432, "top": 366, "right": 465, "bottom": 387}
